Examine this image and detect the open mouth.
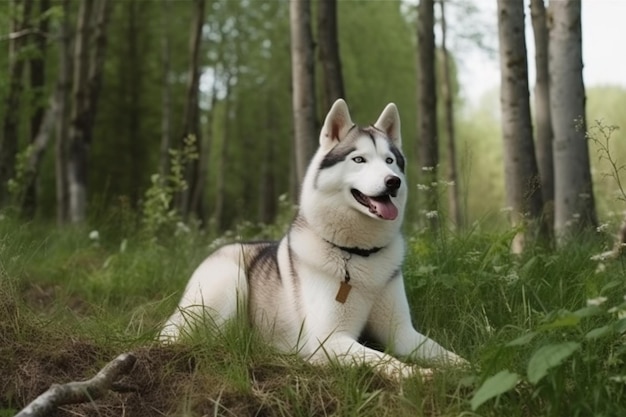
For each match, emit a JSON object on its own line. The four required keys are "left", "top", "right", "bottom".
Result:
{"left": 351, "top": 189, "right": 398, "bottom": 220}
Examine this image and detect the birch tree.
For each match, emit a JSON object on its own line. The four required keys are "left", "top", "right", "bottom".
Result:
{"left": 530, "top": 0, "right": 554, "bottom": 234}
{"left": 549, "top": 0, "right": 597, "bottom": 243}
{"left": 66, "top": 0, "right": 112, "bottom": 223}
{"left": 55, "top": 0, "right": 71, "bottom": 224}
{"left": 179, "top": 0, "right": 206, "bottom": 221}
{"left": 0, "top": 0, "right": 33, "bottom": 206}
{"left": 317, "top": 0, "right": 345, "bottom": 111}
{"left": 417, "top": 0, "right": 438, "bottom": 231}
{"left": 290, "top": 0, "right": 317, "bottom": 188}
{"left": 497, "top": 0, "right": 544, "bottom": 252}
{"left": 439, "top": 0, "right": 462, "bottom": 230}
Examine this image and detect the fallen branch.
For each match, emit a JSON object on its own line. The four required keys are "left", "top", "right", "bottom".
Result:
{"left": 15, "top": 352, "right": 137, "bottom": 417}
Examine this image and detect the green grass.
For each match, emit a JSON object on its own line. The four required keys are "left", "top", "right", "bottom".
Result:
{"left": 2, "top": 213, "right": 626, "bottom": 416}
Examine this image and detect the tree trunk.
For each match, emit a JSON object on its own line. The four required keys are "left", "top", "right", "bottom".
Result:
{"left": 66, "top": 0, "right": 111, "bottom": 223}
{"left": 213, "top": 78, "right": 231, "bottom": 232}
{"left": 259, "top": 96, "right": 277, "bottom": 224}
{"left": 159, "top": 0, "right": 172, "bottom": 178}
{"left": 126, "top": 0, "right": 142, "bottom": 205}
{"left": 317, "top": 0, "right": 345, "bottom": 111}
{"left": 21, "top": 0, "right": 50, "bottom": 218}
{"left": 55, "top": 0, "right": 71, "bottom": 224}
{"left": 549, "top": 0, "right": 597, "bottom": 244}
{"left": 290, "top": 0, "right": 317, "bottom": 189}
{"left": 417, "top": 0, "right": 438, "bottom": 231}
{"left": 530, "top": 0, "right": 554, "bottom": 239}
{"left": 497, "top": 0, "right": 544, "bottom": 253}
{"left": 179, "top": 0, "right": 206, "bottom": 222}
{"left": 0, "top": 0, "right": 33, "bottom": 206}
{"left": 439, "top": 0, "right": 462, "bottom": 230}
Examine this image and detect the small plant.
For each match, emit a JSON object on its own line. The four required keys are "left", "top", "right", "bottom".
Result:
{"left": 585, "top": 119, "right": 624, "bottom": 201}
{"left": 472, "top": 282, "right": 626, "bottom": 415}
{"left": 141, "top": 135, "right": 198, "bottom": 239}
{"left": 6, "top": 145, "right": 33, "bottom": 210}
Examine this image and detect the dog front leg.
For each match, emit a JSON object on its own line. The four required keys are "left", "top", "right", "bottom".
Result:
{"left": 367, "top": 276, "right": 466, "bottom": 366}
{"left": 306, "top": 333, "right": 430, "bottom": 380}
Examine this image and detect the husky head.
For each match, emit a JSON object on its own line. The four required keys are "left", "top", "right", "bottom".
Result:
{"left": 300, "top": 99, "right": 407, "bottom": 248}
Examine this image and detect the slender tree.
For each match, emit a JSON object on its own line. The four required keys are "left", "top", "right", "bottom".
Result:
{"left": 317, "top": 0, "right": 345, "bottom": 111}
{"left": 290, "top": 0, "right": 317, "bottom": 188}
{"left": 179, "top": 0, "right": 206, "bottom": 221}
{"left": 20, "top": 0, "right": 50, "bottom": 217}
{"left": 549, "top": 0, "right": 597, "bottom": 243}
{"left": 159, "top": 0, "right": 173, "bottom": 179}
{"left": 0, "top": 0, "right": 33, "bottom": 206}
{"left": 66, "top": 0, "right": 112, "bottom": 223}
{"left": 417, "top": 0, "right": 438, "bottom": 230}
{"left": 439, "top": 0, "right": 462, "bottom": 230}
{"left": 497, "top": 0, "right": 544, "bottom": 253}
{"left": 530, "top": 0, "right": 554, "bottom": 236}
{"left": 55, "top": 0, "right": 71, "bottom": 224}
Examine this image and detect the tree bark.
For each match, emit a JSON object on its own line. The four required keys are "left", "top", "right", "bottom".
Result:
{"left": 497, "top": 0, "right": 544, "bottom": 253}
{"left": 213, "top": 77, "right": 231, "bottom": 232}
{"left": 179, "top": 0, "right": 206, "bottom": 222}
{"left": 21, "top": 0, "right": 50, "bottom": 218}
{"left": 55, "top": 0, "right": 71, "bottom": 224}
{"left": 439, "top": 0, "right": 462, "bottom": 230}
{"left": 159, "top": 0, "right": 173, "bottom": 178}
{"left": 67, "top": 0, "right": 112, "bottom": 223}
{"left": 549, "top": 0, "right": 597, "bottom": 244}
{"left": 417, "top": 0, "right": 438, "bottom": 231}
{"left": 290, "top": 0, "right": 317, "bottom": 189}
{"left": 0, "top": 0, "right": 33, "bottom": 206}
{"left": 530, "top": 0, "right": 554, "bottom": 237}
{"left": 317, "top": 0, "right": 345, "bottom": 111}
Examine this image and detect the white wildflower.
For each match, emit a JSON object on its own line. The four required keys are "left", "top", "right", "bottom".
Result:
{"left": 89, "top": 230, "right": 100, "bottom": 241}
{"left": 586, "top": 296, "right": 608, "bottom": 307}
{"left": 425, "top": 210, "right": 438, "bottom": 219}
{"left": 596, "top": 223, "right": 610, "bottom": 233}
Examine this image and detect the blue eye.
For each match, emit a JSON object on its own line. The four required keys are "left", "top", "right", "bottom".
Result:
{"left": 352, "top": 156, "right": 366, "bottom": 164}
{"left": 386, "top": 157, "right": 394, "bottom": 164}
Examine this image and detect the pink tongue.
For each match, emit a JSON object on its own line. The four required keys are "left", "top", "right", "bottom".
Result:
{"left": 370, "top": 197, "right": 398, "bottom": 220}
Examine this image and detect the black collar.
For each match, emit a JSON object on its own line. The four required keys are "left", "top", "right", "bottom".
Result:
{"left": 326, "top": 240, "right": 384, "bottom": 257}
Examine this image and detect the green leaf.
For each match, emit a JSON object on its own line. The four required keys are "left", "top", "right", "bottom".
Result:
{"left": 585, "top": 325, "right": 612, "bottom": 340}
{"left": 471, "top": 370, "right": 519, "bottom": 411}
{"left": 601, "top": 280, "right": 622, "bottom": 294}
{"left": 539, "top": 313, "right": 580, "bottom": 330}
{"left": 506, "top": 331, "right": 538, "bottom": 347}
{"left": 527, "top": 342, "right": 581, "bottom": 384}
{"left": 614, "top": 318, "right": 626, "bottom": 334}
{"left": 573, "top": 306, "right": 604, "bottom": 318}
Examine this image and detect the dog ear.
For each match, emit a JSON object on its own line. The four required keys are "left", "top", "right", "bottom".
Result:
{"left": 374, "top": 103, "right": 401, "bottom": 147}
{"left": 320, "top": 99, "right": 354, "bottom": 150}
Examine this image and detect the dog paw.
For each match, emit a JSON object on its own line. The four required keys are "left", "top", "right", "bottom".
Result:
{"left": 378, "top": 361, "right": 434, "bottom": 381}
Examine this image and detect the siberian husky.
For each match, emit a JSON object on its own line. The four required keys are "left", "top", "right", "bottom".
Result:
{"left": 160, "top": 99, "right": 464, "bottom": 378}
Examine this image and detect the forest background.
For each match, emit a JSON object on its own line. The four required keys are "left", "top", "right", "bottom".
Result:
{"left": 1, "top": 0, "right": 625, "bottom": 234}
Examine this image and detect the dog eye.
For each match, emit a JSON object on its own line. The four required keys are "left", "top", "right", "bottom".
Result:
{"left": 352, "top": 156, "right": 366, "bottom": 164}
{"left": 385, "top": 157, "right": 394, "bottom": 164}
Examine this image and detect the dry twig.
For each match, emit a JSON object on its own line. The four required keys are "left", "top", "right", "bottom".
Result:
{"left": 15, "top": 352, "right": 136, "bottom": 417}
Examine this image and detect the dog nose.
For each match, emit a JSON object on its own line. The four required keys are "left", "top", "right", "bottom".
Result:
{"left": 385, "top": 175, "right": 401, "bottom": 191}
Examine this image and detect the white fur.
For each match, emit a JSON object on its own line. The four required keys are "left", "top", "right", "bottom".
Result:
{"left": 160, "top": 99, "right": 465, "bottom": 379}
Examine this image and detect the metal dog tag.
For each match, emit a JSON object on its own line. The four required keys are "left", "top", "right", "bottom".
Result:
{"left": 335, "top": 281, "right": 352, "bottom": 304}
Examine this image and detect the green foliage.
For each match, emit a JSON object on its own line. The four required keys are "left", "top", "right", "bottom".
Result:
{"left": 5, "top": 145, "right": 32, "bottom": 210}
{"left": 470, "top": 369, "right": 519, "bottom": 410}
{"left": 141, "top": 135, "right": 198, "bottom": 239}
